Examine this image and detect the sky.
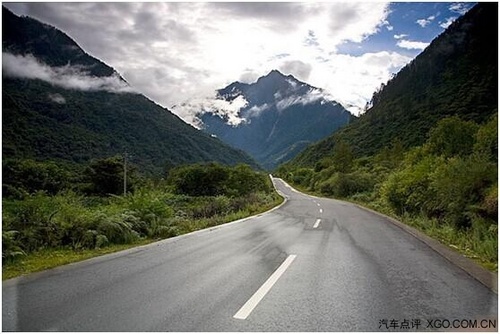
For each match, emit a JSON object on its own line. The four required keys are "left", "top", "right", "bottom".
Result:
{"left": 3, "top": 2, "right": 476, "bottom": 123}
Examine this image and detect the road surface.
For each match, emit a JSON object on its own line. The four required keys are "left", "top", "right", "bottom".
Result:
{"left": 2, "top": 178, "right": 497, "bottom": 331}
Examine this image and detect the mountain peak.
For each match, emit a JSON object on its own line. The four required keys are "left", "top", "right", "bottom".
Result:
{"left": 200, "top": 70, "right": 352, "bottom": 169}
{"left": 260, "top": 69, "right": 300, "bottom": 83}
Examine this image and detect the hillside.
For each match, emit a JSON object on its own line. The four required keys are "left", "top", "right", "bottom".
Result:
{"left": 290, "top": 2, "right": 497, "bottom": 168}
{"left": 199, "top": 70, "right": 353, "bottom": 169}
{"left": 2, "top": 7, "right": 257, "bottom": 174}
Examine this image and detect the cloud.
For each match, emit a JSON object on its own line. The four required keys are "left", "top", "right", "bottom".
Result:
{"left": 439, "top": 17, "right": 457, "bottom": 29}
{"left": 308, "top": 51, "right": 411, "bottom": 115}
{"left": 396, "top": 40, "right": 429, "bottom": 50}
{"left": 394, "top": 34, "right": 408, "bottom": 39}
{"left": 279, "top": 60, "right": 312, "bottom": 82}
{"left": 449, "top": 3, "right": 471, "bottom": 15}
{"left": 416, "top": 15, "right": 436, "bottom": 27}
{"left": 48, "top": 93, "right": 66, "bottom": 104}
{"left": 173, "top": 94, "right": 249, "bottom": 127}
{"left": 6, "top": 2, "right": 406, "bottom": 121}
{"left": 3, "top": 52, "right": 135, "bottom": 93}
{"left": 275, "top": 88, "right": 334, "bottom": 111}
{"left": 247, "top": 103, "right": 271, "bottom": 118}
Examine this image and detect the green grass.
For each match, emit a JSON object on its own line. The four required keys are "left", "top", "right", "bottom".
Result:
{"left": 2, "top": 192, "right": 284, "bottom": 280}
{"left": 2, "top": 240, "right": 154, "bottom": 280}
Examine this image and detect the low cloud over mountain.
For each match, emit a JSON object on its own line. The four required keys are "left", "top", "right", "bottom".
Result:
{"left": 3, "top": 52, "right": 134, "bottom": 93}
{"left": 196, "top": 70, "right": 353, "bottom": 169}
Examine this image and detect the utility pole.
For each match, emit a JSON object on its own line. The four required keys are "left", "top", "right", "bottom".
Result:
{"left": 123, "top": 152, "right": 127, "bottom": 196}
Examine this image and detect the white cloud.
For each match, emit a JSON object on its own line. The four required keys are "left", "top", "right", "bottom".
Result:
{"left": 449, "top": 3, "right": 470, "bottom": 15}
{"left": 303, "top": 51, "right": 411, "bottom": 115}
{"left": 416, "top": 15, "right": 436, "bottom": 27}
{"left": 173, "top": 94, "right": 249, "bottom": 127}
{"left": 275, "top": 88, "right": 330, "bottom": 111}
{"left": 394, "top": 34, "right": 408, "bottom": 39}
{"left": 2, "top": 52, "right": 135, "bottom": 93}
{"left": 6, "top": 2, "right": 412, "bottom": 121}
{"left": 247, "top": 103, "right": 271, "bottom": 118}
{"left": 396, "top": 40, "right": 429, "bottom": 50}
{"left": 48, "top": 93, "right": 66, "bottom": 104}
{"left": 440, "top": 17, "right": 457, "bottom": 29}
{"left": 279, "top": 60, "right": 312, "bottom": 82}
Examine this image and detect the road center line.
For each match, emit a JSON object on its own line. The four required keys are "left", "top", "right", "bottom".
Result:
{"left": 233, "top": 254, "right": 297, "bottom": 320}
{"left": 313, "top": 219, "right": 321, "bottom": 228}
{"left": 319, "top": 208, "right": 323, "bottom": 213}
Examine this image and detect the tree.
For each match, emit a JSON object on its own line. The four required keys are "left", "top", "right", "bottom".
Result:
{"left": 84, "top": 156, "right": 137, "bottom": 196}
{"left": 332, "top": 140, "right": 354, "bottom": 173}
{"left": 2, "top": 159, "right": 71, "bottom": 198}
{"left": 426, "top": 116, "right": 478, "bottom": 158}
{"left": 167, "top": 163, "right": 229, "bottom": 197}
{"left": 474, "top": 113, "right": 498, "bottom": 161}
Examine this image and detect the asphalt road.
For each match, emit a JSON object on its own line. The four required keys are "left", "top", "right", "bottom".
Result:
{"left": 2, "top": 178, "right": 497, "bottom": 331}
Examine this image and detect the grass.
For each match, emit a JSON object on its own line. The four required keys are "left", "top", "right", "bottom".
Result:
{"left": 2, "top": 192, "right": 284, "bottom": 281}
{"left": 2, "top": 239, "right": 154, "bottom": 280}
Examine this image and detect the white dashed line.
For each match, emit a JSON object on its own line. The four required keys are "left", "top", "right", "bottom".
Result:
{"left": 313, "top": 219, "right": 321, "bottom": 229}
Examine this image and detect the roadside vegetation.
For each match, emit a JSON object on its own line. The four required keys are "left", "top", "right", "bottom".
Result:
{"left": 2, "top": 161, "right": 282, "bottom": 280}
{"left": 277, "top": 113, "right": 498, "bottom": 271}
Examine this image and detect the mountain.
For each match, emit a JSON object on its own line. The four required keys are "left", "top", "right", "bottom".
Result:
{"left": 198, "top": 70, "right": 353, "bottom": 170}
{"left": 290, "top": 2, "right": 498, "bottom": 167}
{"left": 2, "top": 7, "right": 258, "bottom": 174}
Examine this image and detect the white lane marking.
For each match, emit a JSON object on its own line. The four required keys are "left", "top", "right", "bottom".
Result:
{"left": 316, "top": 203, "right": 321, "bottom": 207}
{"left": 319, "top": 208, "right": 323, "bottom": 214}
{"left": 313, "top": 219, "right": 321, "bottom": 229}
{"left": 233, "top": 254, "right": 297, "bottom": 320}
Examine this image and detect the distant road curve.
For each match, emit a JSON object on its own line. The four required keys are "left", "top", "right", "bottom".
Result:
{"left": 2, "top": 178, "right": 497, "bottom": 331}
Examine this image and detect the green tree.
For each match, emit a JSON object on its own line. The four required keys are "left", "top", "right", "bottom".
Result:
{"left": 84, "top": 156, "right": 136, "bottom": 196}
{"left": 474, "top": 113, "right": 498, "bottom": 161}
{"left": 426, "top": 116, "right": 478, "bottom": 158}
{"left": 2, "top": 159, "right": 71, "bottom": 198}
{"left": 332, "top": 140, "right": 354, "bottom": 173}
{"left": 227, "top": 164, "right": 268, "bottom": 196}
{"left": 167, "top": 163, "right": 229, "bottom": 197}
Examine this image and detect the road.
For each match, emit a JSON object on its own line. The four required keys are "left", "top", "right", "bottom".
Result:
{"left": 2, "top": 178, "right": 497, "bottom": 331}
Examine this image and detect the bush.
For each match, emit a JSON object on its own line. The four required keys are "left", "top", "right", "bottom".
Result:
{"left": 380, "top": 156, "right": 441, "bottom": 215}
{"left": 2, "top": 230, "right": 26, "bottom": 262}
{"left": 167, "top": 163, "right": 271, "bottom": 197}
{"left": 426, "top": 116, "right": 478, "bottom": 158}
{"left": 291, "top": 168, "right": 315, "bottom": 188}
{"left": 474, "top": 113, "right": 498, "bottom": 161}
{"left": 2, "top": 159, "right": 71, "bottom": 198}
{"left": 429, "top": 154, "right": 496, "bottom": 228}
{"left": 318, "top": 172, "right": 375, "bottom": 198}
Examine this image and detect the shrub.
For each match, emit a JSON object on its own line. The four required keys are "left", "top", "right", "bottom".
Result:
{"left": 426, "top": 116, "right": 478, "bottom": 158}
{"left": 380, "top": 156, "right": 441, "bottom": 215}
{"left": 2, "top": 230, "right": 26, "bottom": 262}
{"left": 429, "top": 154, "right": 496, "bottom": 228}
{"left": 318, "top": 172, "right": 375, "bottom": 198}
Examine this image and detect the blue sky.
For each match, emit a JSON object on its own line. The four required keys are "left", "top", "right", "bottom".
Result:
{"left": 338, "top": 2, "right": 476, "bottom": 58}
{"left": 3, "top": 2, "right": 477, "bottom": 120}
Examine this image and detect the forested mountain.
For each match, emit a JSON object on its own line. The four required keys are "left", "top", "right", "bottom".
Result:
{"left": 290, "top": 2, "right": 497, "bottom": 167}
{"left": 2, "top": 7, "right": 257, "bottom": 174}
{"left": 199, "top": 70, "right": 353, "bottom": 169}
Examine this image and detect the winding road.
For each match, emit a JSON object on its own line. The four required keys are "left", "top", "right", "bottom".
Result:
{"left": 2, "top": 178, "right": 497, "bottom": 331}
